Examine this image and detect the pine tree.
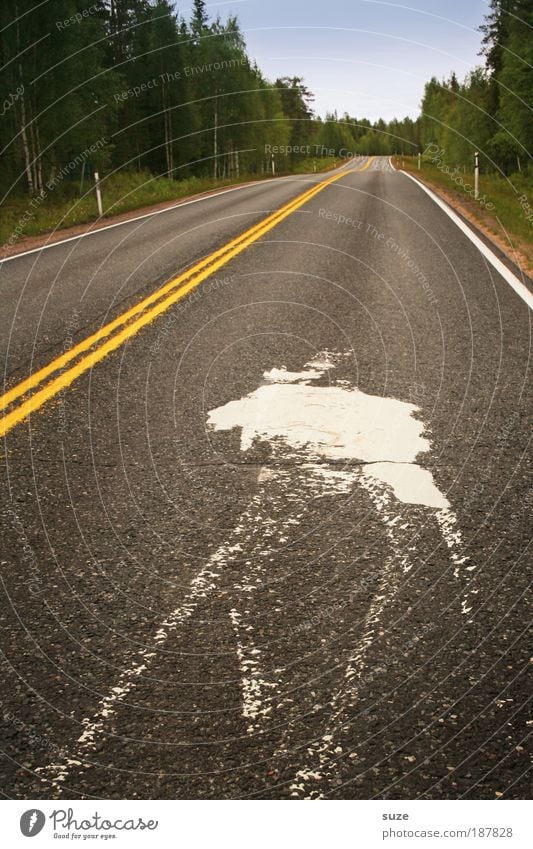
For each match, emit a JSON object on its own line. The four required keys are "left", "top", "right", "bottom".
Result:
{"left": 0, "top": 0, "right": 116, "bottom": 197}
{"left": 191, "top": 0, "right": 209, "bottom": 38}
{"left": 497, "top": 0, "right": 533, "bottom": 163}
{"left": 275, "top": 77, "right": 314, "bottom": 148}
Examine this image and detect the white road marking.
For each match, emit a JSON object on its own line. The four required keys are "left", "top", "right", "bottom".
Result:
{"left": 0, "top": 155, "right": 359, "bottom": 264}
{"left": 36, "top": 504, "right": 270, "bottom": 791}
{"left": 0, "top": 176, "right": 300, "bottom": 264}
{"left": 207, "top": 354, "right": 449, "bottom": 508}
{"left": 38, "top": 461, "right": 330, "bottom": 789}
{"left": 228, "top": 461, "right": 367, "bottom": 736}
{"left": 39, "top": 349, "right": 473, "bottom": 797}
{"left": 362, "top": 462, "right": 448, "bottom": 508}
{"left": 401, "top": 170, "right": 533, "bottom": 310}
{"left": 288, "top": 477, "right": 472, "bottom": 799}
{"left": 288, "top": 480, "right": 417, "bottom": 798}
{"left": 208, "top": 351, "right": 475, "bottom": 796}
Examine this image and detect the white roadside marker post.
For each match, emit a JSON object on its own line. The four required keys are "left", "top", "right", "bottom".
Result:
{"left": 418, "top": 152, "right": 421, "bottom": 170}
{"left": 474, "top": 152, "right": 479, "bottom": 200}
{"left": 94, "top": 171, "right": 103, "bottom": 217}
{"left": 271, "top": 154, "right": 275, "bottom": 176}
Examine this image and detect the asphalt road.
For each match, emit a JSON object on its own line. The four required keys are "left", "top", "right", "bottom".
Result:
{"left": 0, "top": 157, "right": 531, "bottom": 800}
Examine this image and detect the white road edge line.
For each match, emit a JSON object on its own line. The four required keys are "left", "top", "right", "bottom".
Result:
{"left": 0, "top": 157, "right": 360, "bottom": 265}
{"left": 0, "top": 177, "right": 291, "bottom": 265}
{"left": 401, "top": 170, "right": 533, "bottom": 310}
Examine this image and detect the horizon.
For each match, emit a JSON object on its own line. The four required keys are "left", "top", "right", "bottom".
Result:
{"left": 203, "top": 0, "right": 490, "bottom": 121}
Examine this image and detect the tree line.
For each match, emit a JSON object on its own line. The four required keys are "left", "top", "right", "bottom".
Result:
{"left": 0, "top": 0, "right": 530, "bottom": 202}
{"left": 419, "top": 0, "right": 532, "bottom": 174}
{"left": 313, "top": 0, "right": 532, "bottom": 174}
{"left": 0, "top": 0, "right": 302, "bottom": 198}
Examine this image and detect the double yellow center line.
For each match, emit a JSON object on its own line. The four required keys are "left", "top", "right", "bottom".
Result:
{"left": 0, "top": 158, "right": 373, "bottom": 437}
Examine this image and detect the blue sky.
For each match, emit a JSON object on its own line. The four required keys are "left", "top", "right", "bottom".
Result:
{"left": 202, "top": 0, "right": 490, "bottom": 120}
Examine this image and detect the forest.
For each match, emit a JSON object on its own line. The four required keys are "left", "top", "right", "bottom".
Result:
{"left": 0, "top": 0, "right": 530, "bottom": 212}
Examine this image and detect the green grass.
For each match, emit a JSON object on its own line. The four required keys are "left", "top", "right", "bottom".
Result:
{"left": 0, "top": 157, "right": 339, "bottom": 247}
{"left": 394, "top": 155, "right": 533, "bottom": 257}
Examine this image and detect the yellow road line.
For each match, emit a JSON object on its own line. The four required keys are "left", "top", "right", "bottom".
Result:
{"left": 1, "top": 170, "right": 346, "bottom": 413}
{"left": 358, "top": 156, "right": 374, "bottom": 172}
{"left": 1, "top": 177, "right": 332, "bottom": 412}
{"left": 0, "top": 159, "right": 372, "bottom": 437}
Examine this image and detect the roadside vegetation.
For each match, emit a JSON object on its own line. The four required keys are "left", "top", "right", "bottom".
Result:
{"left": 0, "top": 157, "right": 338, "bottom": 246}
{"left": 394, "top": 156, "right": 533, "bottom": 269}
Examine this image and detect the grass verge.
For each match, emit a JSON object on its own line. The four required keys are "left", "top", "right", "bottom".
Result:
{"left": 394, "top": 155, "right": 533, "bottom": 270}
{"left": 0, "top": 158, "right": 338, "bottom": 248}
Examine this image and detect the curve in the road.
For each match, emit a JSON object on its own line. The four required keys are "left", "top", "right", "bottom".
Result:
{"left": 0, "top": 161, "right": 374, "bottom": 437}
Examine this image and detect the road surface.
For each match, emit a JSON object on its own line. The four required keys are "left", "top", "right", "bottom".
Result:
{"left": 0, "top": 157, "right": 531, "bottom": 800}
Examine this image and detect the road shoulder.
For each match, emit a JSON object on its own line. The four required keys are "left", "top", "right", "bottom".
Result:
{"left": 398, "top": 168, "right": 533, "bottom": 283}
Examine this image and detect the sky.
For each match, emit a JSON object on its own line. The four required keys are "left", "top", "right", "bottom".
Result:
{"left": 202, "top": 0, "right": 491, "bottom": 120}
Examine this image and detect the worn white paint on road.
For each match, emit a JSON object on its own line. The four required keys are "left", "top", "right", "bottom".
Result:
{"left": 38, "top": 351, "right": 473, "bottom": 797}
{"left": 208, "top": 351, "right": 474, "bottom": 796}
{"left": 208, "top": 353, "right": 449, "bottom": 508}
{"left": 36, "top": 492, "right": 289, "bottom": 790}
{"left": 37, "top": 467, "right": 323, "bottom": 791}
